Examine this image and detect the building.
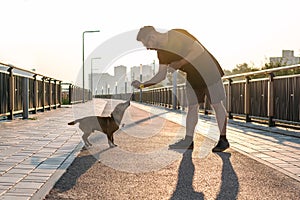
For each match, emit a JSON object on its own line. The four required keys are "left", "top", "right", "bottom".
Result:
{"left": 270, "top": 50, "right": 300, "bottom": 66}
{"left": 91, "top": 73, "right": 114, "bottom": 95}
{"left": 91, "top": 65, "right": 130, "bottom": 95}
{"left": 130, "top": 65, "right": 153, "bottom": 82}
{"left": 91, "top": 64, "right": 169, "bottom": 95}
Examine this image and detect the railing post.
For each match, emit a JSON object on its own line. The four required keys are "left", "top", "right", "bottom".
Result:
{"left": 227, "top": 79, "right": 233, "bottom": 119}
{"left": 172, "top": 71, "right": 178, "bottom": 110}
{"left": 22, "top": 77, "right": 29, "bottom": 119}
{"left": 48, "top": 78, "right": 52, "bottom": 110}
{"left": 42, "top": 77, "right": 46, "bottom": 112}
{"left": 69, "top": 84, "right": 72, "bottom": 104}
{"left": 268, "top": 73, "right": 275, "bottom": 127}
{"left": 177, "top": 85, "right": 181, "bottom": 110}
{"left": 204, "top": 96, "right": 209, "bottom": 115}
{"left": 53, "top": 80, "right": 57, "bottom": 109}
{"left": 244, "top": 76, "right": 251, "bottom": 122}
{"left": 164, "top": 88, "right": 167, "bottom": 108}
{"left": 8, "top": 67, "right": 14, "bottom": 120}
{"left": 58, "top": 81, "right": 62, "bottom": 108}
{"left": 151, "top": 90, "right": 154, "bottom": 105}
{"left": 182, "top": 85, "right": 186, "bottom": 111}
{"left": 33, "top": 75, "right": 38, "bottom": 114}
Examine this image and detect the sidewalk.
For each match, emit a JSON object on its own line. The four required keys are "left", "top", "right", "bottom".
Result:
{"left": 0, "top": 100, "right": 107, "bottom": 200}
{"left": 0, "top": 99, "right": 299, "bottom": 199}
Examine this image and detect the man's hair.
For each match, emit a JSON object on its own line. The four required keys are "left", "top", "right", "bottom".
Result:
{"left": 136, "top": 26, "right": 156, "bottom": 41}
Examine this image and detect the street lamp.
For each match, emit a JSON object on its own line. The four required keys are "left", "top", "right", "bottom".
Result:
{"left": 140, "top": 64, "right": 143, "bottom": 102}
{"left": 82, "top": 30, "right": 100, "bottom": 103}
{"left": 91, "top": 57, "right": 101, "bottom": 98}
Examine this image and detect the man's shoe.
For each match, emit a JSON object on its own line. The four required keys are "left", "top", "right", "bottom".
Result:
{"left": 212, "top": 138, "right": 229, "bottom": 152}
{"left": 169, "top": 138, "right": 194, "bottom": 150}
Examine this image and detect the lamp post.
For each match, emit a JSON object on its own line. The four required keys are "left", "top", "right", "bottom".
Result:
{"left": 153, "top": 60, "right": 155, "bottom": 76}
{"left": 82, "top": 30, "right": 100, "bottom": 103}
{"left": 140, "top": 64, "right": 143, "bottom": 102}
{"left": 91, "top": 57, "right": 101, "bottom": 98}
{"left": 125, "top": 76, "right": 128, "bottom": 94}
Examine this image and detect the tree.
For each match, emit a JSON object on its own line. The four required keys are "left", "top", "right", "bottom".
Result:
{"left": 224, "top": 63, "right": 260, "bottom": 79}
{"left": 263, "top": 61, "right": 300, "bottom": 76}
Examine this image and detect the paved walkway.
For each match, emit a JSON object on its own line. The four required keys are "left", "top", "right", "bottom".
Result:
{"left": 0, "top": 98, "right": 299, "bottom": 199}
{"left": 0, "top": 101, "right": 108, "bottom": 200}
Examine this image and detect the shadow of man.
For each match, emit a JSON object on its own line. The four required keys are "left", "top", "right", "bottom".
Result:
{"left": 215, "top": 152, "right": 239, "bottom": 200}
{"left": 171, "top": 150, "right": 204, "bottom": 200}
{"left": 51, "top": 147, "right": 110, "bottom": 192}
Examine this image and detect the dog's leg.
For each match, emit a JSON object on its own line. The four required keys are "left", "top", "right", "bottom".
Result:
{"left": 107, "top": 134, "right": 117, "bottom": 148}
{"left": 82, "top": 132, "right": 92, "bottom": 147}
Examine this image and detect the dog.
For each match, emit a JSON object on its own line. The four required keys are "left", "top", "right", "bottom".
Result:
{"left": 68, "top": 100, "right": 130, "bottom": 148}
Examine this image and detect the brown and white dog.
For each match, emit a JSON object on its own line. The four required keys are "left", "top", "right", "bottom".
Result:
{"left": 68, "top": 100, "right": 130, "bottom": 148}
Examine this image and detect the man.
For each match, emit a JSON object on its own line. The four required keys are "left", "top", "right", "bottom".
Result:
{"left": 132, "top": 26, "right": 229, "bottom": 152}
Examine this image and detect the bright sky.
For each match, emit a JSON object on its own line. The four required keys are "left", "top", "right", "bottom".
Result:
{"left": 1, "top": 0, "right": 300, "bottom": 83}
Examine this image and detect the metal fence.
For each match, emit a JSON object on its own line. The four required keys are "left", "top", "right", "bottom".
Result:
{"left": 61, "top": 83, "right": 92, "bottom": 105}
{"left": 0, "top": 62, "right": 63, "bottom": 119}
{"left": 224, "top": 65, "right": 300, "bottom": 126}
{"left": 97, "top": 64, "right": 300, "bottom": 127}
{"left": 0, "top": 63, "right": 93, "bottom": 120}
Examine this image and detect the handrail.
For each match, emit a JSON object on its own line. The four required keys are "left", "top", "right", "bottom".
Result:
{"left": 222, "top": 64, "right": 300, "bottom": 80}
{"left": 0, "top": 61, "right": 61, "bottom": 82}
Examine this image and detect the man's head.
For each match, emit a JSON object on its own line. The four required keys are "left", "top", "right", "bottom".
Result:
{"left": 137, "top": 26, "right": 155, "bottom": 41}
{"left": 137, "top": 26, "right": 159, "bottom": 50}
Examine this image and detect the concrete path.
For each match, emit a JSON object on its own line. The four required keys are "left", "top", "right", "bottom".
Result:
{"left": 0, "top": 98, "right": 299, "bottom": 199}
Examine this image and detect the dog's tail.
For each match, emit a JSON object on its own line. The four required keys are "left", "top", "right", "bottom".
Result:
{"left": 68, "top": 120, "right": 79, "bottom": 125}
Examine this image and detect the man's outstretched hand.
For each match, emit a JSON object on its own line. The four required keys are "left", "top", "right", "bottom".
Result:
{"left": 131, "top": 80, "right": 142, "bottom": 89}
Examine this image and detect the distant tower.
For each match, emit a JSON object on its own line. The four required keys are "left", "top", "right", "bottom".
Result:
{"left": 114, "top": 65, "right": 127, "bottom": 94}
{"left": 270, "top": 50, "right": 300, "bottom": 66}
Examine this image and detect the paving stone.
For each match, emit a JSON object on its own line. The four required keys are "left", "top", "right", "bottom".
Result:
{"left": 14, "top": 181, "right": 44, "bottom": 190}
{"left": 289, "top": 161, "right": 300, "bottom": 167}
{"left": 285, "top": 167, "right": 300, "bottom": 175}
{"left": 275, "top": 163, "right": 299, "bottom": 168}
{"left": 22, "top": 175, "right": 49, "bottom": 183}
{"left": 6, "top": 168, "right": 33, "bottom": 175}
{"left": 5, "top": 188, "right": 38, "bottom": 196}
{"left": 0, "top": 175, "right": 24, "bottom": 184}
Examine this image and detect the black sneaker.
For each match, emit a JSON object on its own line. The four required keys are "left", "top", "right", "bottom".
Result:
{"left": 212, "top": 138, "right": 229, "bottom": 152}
{"left": 169, "top": 138, "right": 194, "bottom": 150}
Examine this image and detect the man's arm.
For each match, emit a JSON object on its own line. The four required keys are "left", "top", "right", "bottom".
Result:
{"left": 132, "top": 64, "right": 168, "bottom": 89}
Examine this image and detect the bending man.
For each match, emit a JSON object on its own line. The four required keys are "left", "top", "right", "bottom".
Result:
{"left": 132, "top": 26, "right": 229, "bottom": 152}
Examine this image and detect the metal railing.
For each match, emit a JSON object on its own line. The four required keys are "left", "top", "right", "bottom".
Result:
{"left": 0, "top": 62, "right": 93, "bottom": 120}
{"left": 61, "top": 83, "right": 92, "bottom": 105}
{"left": 97, "top": 64, "right": 300, "bottom": 127}
{"left": 223, "top": 64, "right": 300, "bottom": 126}
{"left": 0, "top": 62, "right": 63, "bottom": 119}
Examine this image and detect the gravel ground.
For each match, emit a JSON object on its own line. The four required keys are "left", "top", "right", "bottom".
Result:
{"left": 45, "top": 104, "right": 300, "bottom": 199}
{"left": 45, "top": 147, "right": 300, "bottom": 200}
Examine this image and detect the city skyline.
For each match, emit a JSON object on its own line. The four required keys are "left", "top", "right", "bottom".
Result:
{"left": 89, "top": 64, "right": 158, "bottom": 95}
